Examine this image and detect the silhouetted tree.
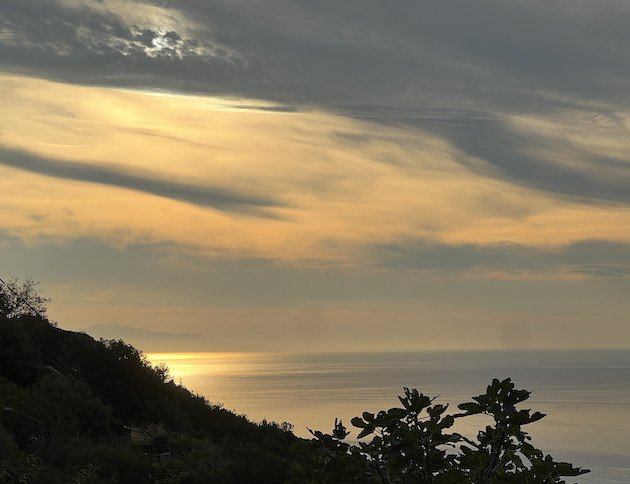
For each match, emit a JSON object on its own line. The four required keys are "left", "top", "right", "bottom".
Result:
{"left": 0, "top": 276, "right": 51, "bottom": 320}
{"left": 291, "top": 379, "right": 590, "bottom": 484}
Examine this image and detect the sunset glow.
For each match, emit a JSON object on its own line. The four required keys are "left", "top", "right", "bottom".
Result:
{"left": 1, "top": 1, "right": 629, "bottom": 351}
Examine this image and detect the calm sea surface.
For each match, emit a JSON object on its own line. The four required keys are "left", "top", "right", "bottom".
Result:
{"left": 147, "top": 349, "right": 630, "bottom": 484}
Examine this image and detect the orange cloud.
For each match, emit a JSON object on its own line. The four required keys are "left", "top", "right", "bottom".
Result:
{"left": 2, "top": 73, "right": 630, "bottom": 267}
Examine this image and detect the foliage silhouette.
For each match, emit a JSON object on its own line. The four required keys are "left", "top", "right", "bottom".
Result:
{"left": 0, "top": 276, "right": 51, "bottom": 320}
{"left": 291, "top": 379, "right": 589, "bottom": 483}
{"left": 0, "top": 311, "right": 296, "bottom": 483}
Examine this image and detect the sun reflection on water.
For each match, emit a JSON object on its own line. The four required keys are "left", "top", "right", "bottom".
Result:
{"left": 146, "top": 352, "right": 270, "bottom": 377}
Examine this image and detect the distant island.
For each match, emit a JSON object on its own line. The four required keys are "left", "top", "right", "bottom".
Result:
{"left": 82, "top": 322, "right": 233, "bottom": 353}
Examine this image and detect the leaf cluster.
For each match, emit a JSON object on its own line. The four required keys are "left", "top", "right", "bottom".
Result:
{"left": 291, "top": 379, "right": 589, "bottom": 484}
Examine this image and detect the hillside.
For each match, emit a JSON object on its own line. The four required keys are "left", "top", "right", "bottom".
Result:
{"left": 0, "top": 313, "right": 296, "bottom": 483}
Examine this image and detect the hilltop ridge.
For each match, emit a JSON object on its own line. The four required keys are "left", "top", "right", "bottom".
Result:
{"left": 0, "top": 312, "right": 296, "bottom": 483}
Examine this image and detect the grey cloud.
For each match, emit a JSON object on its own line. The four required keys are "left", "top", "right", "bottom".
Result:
{"left": 0, "top": 0, "right": 246, "bottom": 95}
{"left": 228, "top": 104, "right": 299, "bottom": 113}
{"left": 337, "top": 110, "right": 630, "bottom": 203}
{"left": 171, "top": 0, "right": 630, "bottom": 110}
{"left": 376, "top": 240, "right": 630, "bottom": 277}
{"left": 3, "top": 0, "right": 630, "bottom": 204}
{"left": 3, "top": 0, "right": 630, "bottom": 112}
{"left": 3, "top": 230, "right": 626, "bottom": 322}
{"left": 574, "top": 266, "right": 630, "bottom": 278}
{"left": 0, "top": 145, "right": 282, "bottom": 216}
{"left": 415, "top": 117, "right": 630, "bottom": 204}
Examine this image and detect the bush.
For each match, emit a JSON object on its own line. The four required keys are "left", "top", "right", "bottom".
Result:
{"left": 291, "top": 378, "right": 589, "bottom": 484}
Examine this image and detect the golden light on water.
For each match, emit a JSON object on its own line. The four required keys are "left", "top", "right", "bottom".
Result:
{"left": 146, "top": 352, "right": 270, "bottom": 378}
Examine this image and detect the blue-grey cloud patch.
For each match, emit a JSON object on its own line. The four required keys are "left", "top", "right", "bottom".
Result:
{"left": 329, "top": 131, "right": 394, "bottom": 148}
{"left": 0, "top": 145, "right": 282, "bottom": 216}
{"left": 3, "top": 230, "right": 628, "bottom": 325}
{"left": 0, "top": 0, "right": 246, "bottom": 95}
{"left": 575, "top": 266, "right": 630, "bottom": 278}
{"left": 345, "top": 112, "right": 630, "bottom": 204}
{"left": 3, "top": 0, "right": 630, "bottom": 114}
{"left": 376, "top": 240, "right": 630, "bottom": 278}
{"left": 418, "top": 117, "right": 630, "bottom": 204}
{"left": 228, "top": 104, "right": 300, "bottom": 113}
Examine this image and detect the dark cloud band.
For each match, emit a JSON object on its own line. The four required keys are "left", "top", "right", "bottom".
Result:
{"left": 376, "top": 240, "right": 630, "bottom": 278}
{"left": 0, "top": 145, "right": 282, "bottom": 216}
{"left": 3, "top": 0, "right": 630, "bottom": 112}
{"left": 420, "top": 117, "right": 630, "bottom": 204}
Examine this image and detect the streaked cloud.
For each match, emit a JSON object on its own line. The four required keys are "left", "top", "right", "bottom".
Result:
{"left": 418, "top": 115, "right": 630, "bottom": 204}
{"left": 3, "top": 1, "right": 630, "bottom": 204}
{"left": 2, "top": 74, "right": 630, "bottom": 266}
{"left": 376, "top": 240, "right": 630, "bottom": 281}
{"left": 0, "top": 145, "right": 282, "bottom": 215}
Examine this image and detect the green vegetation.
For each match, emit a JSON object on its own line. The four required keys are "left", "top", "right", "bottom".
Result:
{"left": 1, "top": 278, "right": 589, "bottom": 483}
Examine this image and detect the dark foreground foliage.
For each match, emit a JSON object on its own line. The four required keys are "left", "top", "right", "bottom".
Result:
{"left": 0, "top": 313, "right": 296, "bottom": 483}
{"left": 290, "top": 381, "right": 589, "bottom": 484}
{"left": 0, "top": 282, "right": 589, "bottom": 483}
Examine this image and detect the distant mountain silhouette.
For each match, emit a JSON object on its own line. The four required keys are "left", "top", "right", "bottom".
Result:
{"left": 82, "top": 322, "right": 233, "bottom": 352}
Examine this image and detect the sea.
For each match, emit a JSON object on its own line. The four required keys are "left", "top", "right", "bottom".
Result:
{"left": 147, "top": 349, "right": 630, "bottom": 484}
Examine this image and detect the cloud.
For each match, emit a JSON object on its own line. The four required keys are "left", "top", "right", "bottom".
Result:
{"left": 375, "top": 240, "right": 630, "bottom": 279}
{"left": 413, "top": 116, "right": 630, "bottom": 204}
{"left": 0, "top": 145, "right": 281, "bottom": 216}
{"left": 2, "top": 0, "right": 630, "bottom": 113}
{"left": 2, "top": 74, "right": 630, "bottom": 265}
{"left": 4, "top": 1, "right": 630, "bottom": 205}
{"left": 0, "top": 0, "right": 246, "bottom": 94}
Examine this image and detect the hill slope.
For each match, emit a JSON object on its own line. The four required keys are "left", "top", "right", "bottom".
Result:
{"left": 0, "top": 313, "right": 296, "bottom": 483}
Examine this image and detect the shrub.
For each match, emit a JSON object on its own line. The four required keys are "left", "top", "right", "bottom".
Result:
{"left": 291, "top": 378, "right": 589, "bottom": 484}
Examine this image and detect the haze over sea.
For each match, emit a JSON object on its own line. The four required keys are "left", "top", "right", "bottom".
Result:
{"left": 148, "top": 349, "right": 630, "bottom": 484}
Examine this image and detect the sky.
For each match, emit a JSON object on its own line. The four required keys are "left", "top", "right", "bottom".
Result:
{"left": 1, "top": 0, "right": 630, "bottom": 352}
